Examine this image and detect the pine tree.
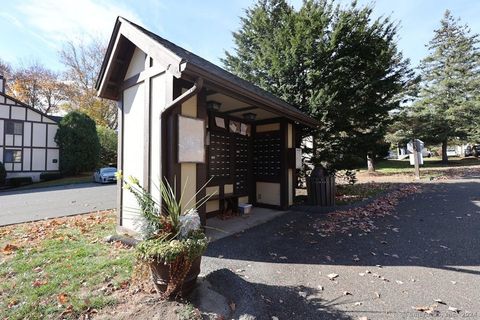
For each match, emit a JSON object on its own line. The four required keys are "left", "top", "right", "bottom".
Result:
{"left": 223, "top": 0, "right": 412, "bottom": 171}
{"left": 409, "top": 10, "right": 480, "bottom": 163}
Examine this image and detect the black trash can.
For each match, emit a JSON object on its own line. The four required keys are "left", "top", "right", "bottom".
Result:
{"left": 307, "top": 165, "right": 336, "bottom": 206}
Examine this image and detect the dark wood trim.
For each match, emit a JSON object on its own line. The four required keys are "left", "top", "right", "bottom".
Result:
{"left": 280, "top": 120, "right": 289, "bottom": 209}
{"left": 254, "top": 203, "right": 283, "bottom": 211}
{"left": 121, "top": 66, "right": 166, "bottom": 91}
{"left": 250, "top": 123, "right": 257, "bottom": 206}
{"left": 29, "top": 122, "right": 33, "bottom": 171}
{"left": 292, "top": 124, "right": 298, "bottom": 204}
{"left": 164, "top": 77, "right": 182, "bottom": 198}
{"left": 181, "top": 70, "right": 318, "bottom": 127}
{"left": 223, "top": 106, "right": 258, "bottom": 114}
{"left": 196, "top": 88, "right": 208, "bottom": 225}
{"left": 254, "top": 117, "right": 284, "bottom": 125}
{"left": 44, "top": 122, "right": 48, "bottom": 171}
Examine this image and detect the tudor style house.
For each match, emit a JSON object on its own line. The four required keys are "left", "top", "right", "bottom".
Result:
{"left": 97, "top": 17, "right": 318, "bottom": 234}
{"left": 0, "top": 75, "right": 60, "bottom": 182}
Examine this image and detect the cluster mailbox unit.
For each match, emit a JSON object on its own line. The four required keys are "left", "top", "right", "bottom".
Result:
{"left": 96, "top": 17, "right": 318, "bottom": 234}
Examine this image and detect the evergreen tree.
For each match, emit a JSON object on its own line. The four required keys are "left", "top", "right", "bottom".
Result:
{"left": 407, "top": 10, "right": 480, "bottom": 162}
{"left": 223, "top": 0, "right": 412, "bottom": 171}
{"left": 55, "top": 111, "right": 100, "bottom": 174}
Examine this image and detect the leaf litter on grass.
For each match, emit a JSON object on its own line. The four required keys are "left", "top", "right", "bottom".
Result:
{"left": 0, "top": 210, "right": 135, "bottom": 320}
{"left": 312, "top": 185, "right": 421, "bottom": 237}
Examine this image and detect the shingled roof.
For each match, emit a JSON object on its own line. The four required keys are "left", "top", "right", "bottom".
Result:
{"left": 97, "top": 17, "right": 318, "bottom": 127}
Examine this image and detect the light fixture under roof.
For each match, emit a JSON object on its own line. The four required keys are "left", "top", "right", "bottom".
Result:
{"left": 206, "top": 100, "right": 222, "bottom": 111}
{"left": 243, "top": 112, "right": 257, "bottom": 121}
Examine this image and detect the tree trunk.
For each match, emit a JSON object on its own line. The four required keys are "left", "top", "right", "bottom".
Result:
{"left": 367, "top": 153, "right": 375, "bottom": 173}
{"left": 441, "top": 140, "right": 448, "bottom": 164}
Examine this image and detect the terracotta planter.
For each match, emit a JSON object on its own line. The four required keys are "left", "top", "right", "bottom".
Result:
{"left": 149, "top": 255, "right": 202, "bottom": 296}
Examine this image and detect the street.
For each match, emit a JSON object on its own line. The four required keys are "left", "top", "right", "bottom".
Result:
{"left": 202, "top": 179, "right": 480, "bottom": 319}
{"left": 0, "top": 183, "right": 116, "bottom": 226}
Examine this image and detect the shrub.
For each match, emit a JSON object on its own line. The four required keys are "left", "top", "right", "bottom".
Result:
{"left": 0, "top": 162, "right": 6, "bottom": 186}
{"left": 97, "top": 126, "right": 117, "bottom": 167}
{"left": 40, "top": 172, "right": 62, "bottom": 181}
{"left": 9, "top": 177, "right": 33, "bottom": 187}
{"left": 55, "top": 111, "right": 100, "bottom": 175}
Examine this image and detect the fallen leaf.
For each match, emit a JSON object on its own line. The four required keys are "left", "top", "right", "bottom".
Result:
{"left": 32, "top": 279, "right": 48, "bottom": 287}
{"left": 119, "top": 280, "right": 129, "bottom": 290}
{"left": 448, "top": 306, "right": 460, "bottom": 313}
{"left": 298, "top": 291, "right": 307, "bottom": 298}
{"left": 8, "top": 299, "right": 19, "bottom": 308}
{"left": 353, "top": 301, "right": 362, "bottom": 306}
{"left": 327, "top": 273, "right": 339, "bottom": 280}
{"left": 57, "top": 293, "right": 69, "bottom": 305}
{"left": 413, "top": 305, "right": 438, "bottom": 315}
{"left": 2, "top": 244, "right": 19, "bottom": 255}
{"left": 229, "top": 301, "right": 236, "bottom": 311}
{"left": 375, "top": 292, "right": 381, "bottom": 298}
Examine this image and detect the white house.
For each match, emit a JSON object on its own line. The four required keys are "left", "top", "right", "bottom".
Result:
{"left": 0, "top": 75, "right": 60, "bottom": 182}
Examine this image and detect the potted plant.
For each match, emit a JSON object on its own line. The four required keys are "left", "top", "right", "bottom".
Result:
{"left": 122, "top": 175, "right": 213, "bottom": 298}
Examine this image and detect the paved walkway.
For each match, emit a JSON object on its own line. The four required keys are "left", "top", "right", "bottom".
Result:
{"left": 0, "top": 183, "right": 116, "bottom": 226}
{"left": 202, "top": 179, "right": 480, "bottom": 319}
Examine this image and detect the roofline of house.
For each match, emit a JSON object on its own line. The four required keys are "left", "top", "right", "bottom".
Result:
{"left": 181, "top": 62, "right": 319, "bottom": 128}
{"left": 0, "top": 91, "right": 60, "bottom": 123}
{"left": 96, "top": 17, "right": 319, "bottom": 128}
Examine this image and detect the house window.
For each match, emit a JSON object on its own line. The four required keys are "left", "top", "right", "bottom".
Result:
{"left": 4, "top": 149, "right": 22, "bottom": 163}
{"left": 5, "top": 121, "right": 23, "bottom": 135}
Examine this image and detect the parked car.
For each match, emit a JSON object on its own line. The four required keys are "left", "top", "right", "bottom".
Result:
{"left": 446, "top": 147, "right": 458, "bottom": 157}
{"left": 465, "top": 145, "right": 474, "bottom": 157}
{"left": 421, "top": 148, "right": 432, "bottom": 158}
{"left": 93, "top": 167, "right": 117, "bottom": 184}
{"left": 472, "top": 145, "right": 480, "bottom": 157}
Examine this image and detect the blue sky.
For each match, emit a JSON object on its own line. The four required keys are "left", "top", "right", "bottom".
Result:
{"left": 1, "top": 0, "right": 479, "bottom": 73}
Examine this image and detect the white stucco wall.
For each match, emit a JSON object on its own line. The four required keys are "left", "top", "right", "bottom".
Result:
{"left": 121, "top": 82, "right": 145, "bottom": 232}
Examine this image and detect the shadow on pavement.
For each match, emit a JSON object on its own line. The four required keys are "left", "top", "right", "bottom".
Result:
{"left": 205, "top": 181, "right": 480, "bottom": 276}
{"left": 198, "top": 268, "right": 353, "bottom": 320}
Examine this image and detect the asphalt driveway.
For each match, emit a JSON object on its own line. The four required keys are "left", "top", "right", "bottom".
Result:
{"left": 202, "top": 179, "right": 480, "bottom": 319}
{"left": 0, "top": 183, "right": 116, "bottom": 226}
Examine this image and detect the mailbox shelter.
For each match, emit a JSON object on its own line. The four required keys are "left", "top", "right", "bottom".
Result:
{"left": 97, "top": 17, "right": 318, "bottom": 233}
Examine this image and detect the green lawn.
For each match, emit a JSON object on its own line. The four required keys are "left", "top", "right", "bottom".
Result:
{"left": 0, "top": 211, "right": 135, "bottom": 320}
{"left": 363, "top": 157, "right": 480, "bottom": 175}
